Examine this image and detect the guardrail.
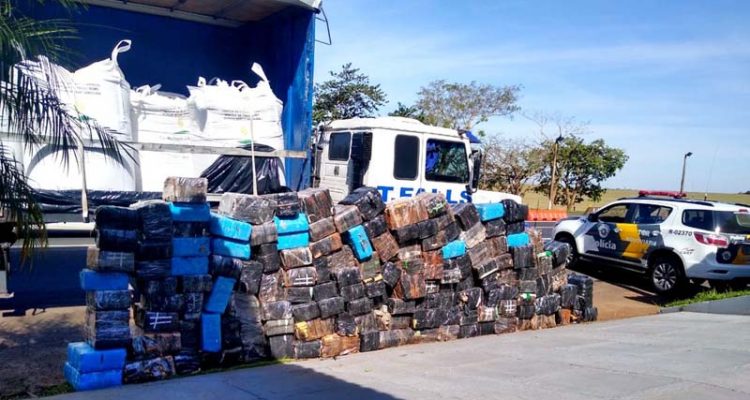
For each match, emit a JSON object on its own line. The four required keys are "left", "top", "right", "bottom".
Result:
{"left": 527, "top": 208, "right": 568, "bottom": 222}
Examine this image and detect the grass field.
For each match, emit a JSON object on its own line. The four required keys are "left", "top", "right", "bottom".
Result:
{"left": 521, "top": 189, "right": 750, "bottom": 213}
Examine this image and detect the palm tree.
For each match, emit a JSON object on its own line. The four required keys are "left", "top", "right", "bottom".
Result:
{"left": 0, "top": 0, "right": 125, "bottom": 255}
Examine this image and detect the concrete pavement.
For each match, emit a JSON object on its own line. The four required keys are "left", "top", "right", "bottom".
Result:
{"left": 53, "top": 312, "right": 750, "bottom": 400}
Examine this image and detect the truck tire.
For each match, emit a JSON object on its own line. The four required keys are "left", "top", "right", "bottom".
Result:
{"left": 648, "top": 254, "right": 685, "bottom": 296}
{"left": 554, "top": 234, "right": 579, "bottom": 267}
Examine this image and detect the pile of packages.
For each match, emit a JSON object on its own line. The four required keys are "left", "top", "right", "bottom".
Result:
{"left": 66, "top": 178, "right": 597, "bottom": 391}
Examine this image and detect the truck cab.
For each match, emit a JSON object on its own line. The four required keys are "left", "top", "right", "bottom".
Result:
{"left": 312, "top": 117, "right": 521, "bottom": 204}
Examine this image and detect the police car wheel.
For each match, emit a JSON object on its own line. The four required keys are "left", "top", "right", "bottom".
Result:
{"left": 649, "top": 256, "right": 684, "bottom": 295}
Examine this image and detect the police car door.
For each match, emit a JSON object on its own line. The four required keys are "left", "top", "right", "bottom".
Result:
{"left": 318, "top": 131, "right": 351, "bottom": 203}
{"left": 584, "top": 203, "right": 636, "bottom": 261}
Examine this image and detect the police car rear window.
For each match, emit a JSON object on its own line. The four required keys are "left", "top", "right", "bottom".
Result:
{"left": 682, "top": 210, "right": 750, "bottom": 234}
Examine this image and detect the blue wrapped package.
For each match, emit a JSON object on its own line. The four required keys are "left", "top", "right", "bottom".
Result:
{"left": 475, "top": 203, "right": 505, "bottom": 222}
{"left": 67, "top": 342, "right": 126, "bottom": 373}
{"left": 173, "top": 237, "right": 211, "bottom": 257}
{"left": 277, "top": 232, "right": 310, "bottom": 250}
{"left": 211, "top": 238, "right": 251, "bottom": 260}
{"left": 204, "top": 276, "right": 236, "bottom": 313}
{"left": 168, "top": 202, "right": 210, "bottom": 222}
{"left": 210, "top": 213, "right": 252, "bottom": 241}
{"left": 274, "top": 213, "right": 309, "bottom": 235}
{"left": 201, "top": 313, "right": 222, "bottom": 352}
{"left": 79, "top": 269, "right": 129, "bottom": 291}
{"left": 171, "top": 257, "right": 209, "bottom": 276}
{"left": 344, "top": 225, "right": 373, "bottom": 261}
{"left": 442, "top": 240, "right": 466, "bottom": 259}
{"left": 64, "top": 362, "right": 122, "bottom": 391}
{"left": 507, "top": 232, "right": 530, "bottom": 248}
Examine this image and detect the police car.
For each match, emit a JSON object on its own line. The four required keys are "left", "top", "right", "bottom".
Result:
{"left": 553, "top": 191, "right": 750, "bottom": 295}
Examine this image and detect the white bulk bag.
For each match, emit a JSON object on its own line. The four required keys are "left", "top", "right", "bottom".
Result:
{"left": 25, "top": 147, "right": 136, "bottom": 191}
{"left": 73, "top": 40, "right": 133, "bottom": 140}
{"left": 231, "top": 63, "right": 284, "bottom": 151}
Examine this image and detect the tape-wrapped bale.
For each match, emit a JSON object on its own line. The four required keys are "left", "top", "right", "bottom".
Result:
{"left": 339, "top": 186, "right": 386, "bottom": 221}
{"left": 218, "top": 193, "right": 275, "bottom": 224}
{"left": 298, "top": 188, "right": 333, "bottom": 223}
{"left": 162, "top": 177, "right": 207, "bottom": 203}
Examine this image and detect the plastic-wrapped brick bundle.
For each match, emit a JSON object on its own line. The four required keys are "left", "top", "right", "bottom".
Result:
{"left": 250, "top": 221, "right": 278, "bottom": 246}
{"left": 162, "top": 177, "right": 207, "bottom": 203}
{"left": 452, "top": 203, "right": 480, "bottom": 231}
{"left": 314, "top": 258, "right": 332, "bottom": 283}
{"left": 340, "top": 283, "right": 366, "bottom": 302}
{"left": 363, "top": 215, "right": 388, "bottom": 238}
{"left": 86, "top": 290, "right": 131, "bottom": 311}
{"left": 259, "top": 272, "right": 285, "bottom": 304}
{"left": 446, "top": 254, "right": 472, "bottom": 280}
{"left": 517, "top": 303, "right": 536, "bottom": 320}
{"left": 313, "top": 281, "right": 338, "bottom": 301}
{"left": 387, "top": 298, "right": 416, "bottom": 315}
{"left": 135, "top": 259, "right": 171, "bottom": 279}
{"left": 279, "top": 247, "right": 313, "bottom": 269}
{"left": 131, "top": 332, "right": 182, "bottom": 360}
{"left": 392, "top": 224, "right": 419, "bottom": 244}
{"left": 494, "top": 317, "right": 518, "bottom": 334}
{"left": 318, "top": 297, "right": 345, "bottom": 318}
{"left": 371, "top": 231, "right": 399, "bottom": 262}
{"left": 583, "top": 306, "right": 598, "bottom": 322}
{"left": 384, "top": 198, "right": 428, "bottom": 230}
{"left": 568, "top": 273, "right": 594, "bottom": 308}
{"left": 495, "top": 253, "right": 513, "bottom": 270}
{"left": 501, "top": 199, "right": 528, "bottom": 223}
{"left": 511, "top": 245, "right": 535, "bottom": 269}
{"left": 467, "top": 242, "right": 489, "bottom": 267}
{"left": 85, "top": 309, "right": 131, "bottom": 349}
{"left": 261, "top": 301, "right": 292, "bottom": 321}
{"left": 359, "top": 256, "right": 382, "bottom": 282}
{"left": 134, "top": 307, "right": 179, "bottom": 333}
{"left": 544, "top": 240, "right": 571, "bottom": 268}
{"left": 445, "top": 222, "right": 461, "bottom": 242}
{"left": 459, "top": 223, "right": 486, "bottom": 249}
{"left": 320, "top": 334, "right": 359, "bottom": 358}
{"left": 394, "top": 272, "right": 426, "bottom": 300}
{"left": 473, "top": 259, "right": 499, "bottom": 280}
{"left": 347, "top": 297, "right": 373, "bottom": 316}
{"left": 181, "top": 274, "right": 212, "bottom": 293}
{"left": 459, "top": 323, "right": 479, "bottom": 339}
{"left": 95, "top": 205, "right": 140, "bottom": 230}
{"left": 286, "top": 287, "right": 314, "bottom": 304}
{"left": 140, "top": 292, "right": 183, "bottom": 312}
{"left": 560, "top": 284, "right": 578, "bottom": 309}
{"left": 333, "top": 266, "right": 361, "bottom": 287}
{"left": 294, "top": 318, "right": 335, "bottom": 341}
{"left": 268, "top": 334, "right": 294, "bottom": 359}
{"left": 96, "top": 229, "right": 138, "bottom": 252}
{"left": 264, "top": 318, "right": 295, "bottom": 337}
{"left": 497, "top": 299, "right": 518, "bottom": 318}
{"left": 238, "top": 260, "right": 263, "bottom": 295}
{"left": 252, "top": 243, "right": 281, "bottom": 273}
{"left": 173, "top": 352, "right": 201, "bottom": 375}
{"left": 417, "top": 192, "right": 449, "bottom": 219}
{"left": 417, "top": 219, "right": 439, "bottom": 239}
{"left": 517, "top": 267, "right": 539, "bottom": 281}
{"left": 333, "top": 205, "right": 363, "bottom": 233}
{"left": 133, "top": 200, "right": 173, "bottom": 241}
{"left": 519, "top": 315, "right": 540, "bottom": 331}
{"left": 136, "top": 240, "right": 172, "bottom": 261}
{"left": 218, "top": 193, "right": 276, "bottom": 224}
{"left": 535, "top": 293, "right": 561, "bottom": 315}
{"left": 122, "top": 356, "right": 176, "bottom": 383}
{"left": 335, "top": 313, "right": 358, "bottom": 336}
{"left": 86, "top": 247, "right": 135, "bottom": 273}
{"left": 291, "top": 302, "right": 320, "bottom": 321}
{"left": 412, "top": 309, "right": 445, "bottom": 330}
{"left": 340, "top": 187, "right": 386, "bottom": 221}
{"left": 294, "top": 340, "right": 322, "bottom": 359}
{"left": 484, "top": 218, "right": 506, "bottom": 238}
{"left": 298, "top": 188, "right": 333, "bottom": 223}
{"left": 536, "top": 254, "right": 553, "bottom": 275}
{"left": 381, "top": 261, "right": 402, "bottom": 288}
{"left": 422, "top": 231, "right": 447, "bottom": 252}
{"left": 283, "top": 267, "right": 317, "bottom": 287}
{"left": 505, "top": 221, "right": 525, "bottom": 235}
{"left": 360, "top": 331, "right": 380, "bottom": 352}
{"left": 437, "top": 325, "right": 460, "bottom": 341}
{"left": 310, "top": 233, "right": 342, "bottom": 259}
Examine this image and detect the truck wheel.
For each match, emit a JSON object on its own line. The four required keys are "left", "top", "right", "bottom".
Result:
{"left": 649, "top": 255, "right": 685, "bottom": 296}
{"left": 555, "top": 234, "right": 579, "bottom": 267}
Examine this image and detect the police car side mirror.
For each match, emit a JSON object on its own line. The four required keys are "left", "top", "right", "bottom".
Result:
{"left": 587, "top": 213, "right": 598, "bottom": 222}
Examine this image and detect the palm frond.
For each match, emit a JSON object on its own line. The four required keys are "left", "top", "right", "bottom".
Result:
{"left": 0, "top": 144, "right": 46, "bottom": 256}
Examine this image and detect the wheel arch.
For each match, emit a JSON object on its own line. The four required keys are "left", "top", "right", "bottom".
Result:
{"left": 646, "top": 247, "right": 685, "bottom": 272}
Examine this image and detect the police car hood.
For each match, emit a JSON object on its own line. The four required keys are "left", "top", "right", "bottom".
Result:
{"left": 472, "top": 189, "right": 522, "bottom": 204}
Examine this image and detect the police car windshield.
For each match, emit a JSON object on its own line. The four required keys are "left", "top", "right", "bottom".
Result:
{"left": 682, "top": 210, "right": 750, "bottom": 234}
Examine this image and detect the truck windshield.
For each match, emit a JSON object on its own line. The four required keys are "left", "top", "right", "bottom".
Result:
{"left": 682, "top": 210, "right": 750, "bottom": 234}
{"left": 425, "top": 139, "right": 469, "bottom": 183}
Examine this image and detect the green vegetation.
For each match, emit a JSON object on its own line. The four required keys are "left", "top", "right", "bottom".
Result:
{"left": 665, "top": 289, "right": 750, "bottom": 308}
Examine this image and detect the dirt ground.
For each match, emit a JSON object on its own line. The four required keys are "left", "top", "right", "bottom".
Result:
{"left": 0, "top": 267, "right": 662, "bottom": 399}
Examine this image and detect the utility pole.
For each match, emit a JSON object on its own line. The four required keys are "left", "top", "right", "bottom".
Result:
{"left": 548, "top": 135, "right": 564, "bottom": 209}
{"left": 679, "top": 151, "right": 692, "bottom": 194}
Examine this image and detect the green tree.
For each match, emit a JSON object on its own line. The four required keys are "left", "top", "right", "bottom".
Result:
{"left": 536, "top": 136, "right": 628, "bottom": 209}
{"left": 0, "top": 0, "right": 125, "bottom": 254}
{"left": 387, "top": 102, "right": 426, "bottom": 123}
{"left": 415, "top": 80, "right": 521, "bottom": 129}
{"left": 313, "top": 63, "right": 387, "bottom": 125}
{"left": 480, "top": 135, "right": 545, "bottom": 196}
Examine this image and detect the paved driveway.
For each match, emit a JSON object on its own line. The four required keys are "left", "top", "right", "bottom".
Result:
{"left": 53, "top": 312, "right": 750, "bottom": 400}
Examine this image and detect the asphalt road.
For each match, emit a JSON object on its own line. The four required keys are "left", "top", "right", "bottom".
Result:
{"left": 52, "top": 312, "right": 750, "bottom": 400}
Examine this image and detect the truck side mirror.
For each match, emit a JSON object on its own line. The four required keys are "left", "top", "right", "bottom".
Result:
{"left": 587, "top": 213, "right": 598, "bottom": 222}
{"left": 470, "top": 151, "right": 482, "bottom": 193}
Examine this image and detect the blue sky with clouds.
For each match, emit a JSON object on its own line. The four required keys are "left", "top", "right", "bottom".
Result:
{"left": 313, "top": 0, "right": 750, "bottom": 193}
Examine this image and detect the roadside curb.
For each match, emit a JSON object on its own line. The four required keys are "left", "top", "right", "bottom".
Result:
{"left": 659, "top": 294, "right": 750, "bottom": 316}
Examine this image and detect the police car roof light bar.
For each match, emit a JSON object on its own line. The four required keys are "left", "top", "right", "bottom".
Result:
{"left": 638, "top": 190, "right": 686, "bottom": 199}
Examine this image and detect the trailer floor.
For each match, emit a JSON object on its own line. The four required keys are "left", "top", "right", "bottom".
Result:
{"left": 49, "top": 312, "right": 750, "bottom": 400}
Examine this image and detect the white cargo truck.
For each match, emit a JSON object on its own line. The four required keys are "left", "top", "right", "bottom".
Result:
{"left": 312, "top": 117, "right": 521, "bottom": 204}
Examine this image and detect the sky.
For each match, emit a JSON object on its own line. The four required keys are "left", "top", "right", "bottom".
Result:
{"left": 313, "top": 0, "right": 750, "bottom": 194}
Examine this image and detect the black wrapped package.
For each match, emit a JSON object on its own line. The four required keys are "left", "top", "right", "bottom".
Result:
{"left": 495, "top": 317, "right": 518, "bottom": 334}
{"left": 133, "top": 200, "right": 173, "bottom": 240}
{"left": 181, "top": 274, "right": 212, "bottom": 293}
{"left": 136, "top": 259, "right": 171, "bottom": 279}
{"left": 544, "top": 240, "right": 571, "bottom": 268}
{"left": 447, "top": 255, "right": 473, "bottom": 280}
{"left": 412, "top": 309, "right": 445, "bottom": 330}
{"left": 496, "top": 253, "right": 513, "bottom": 270}
{"left": 511, "top": 245, "right": 535, "bottom": 269}
{"left": 250, "top": 221, "right": 278, "bottom": 246}
{"left": 365, "top": 281, "right": 386, "bottom": 298}
{"left": 498, "top": 299, "right": 518, "bottom": 318}
{"left": 561, "top": 284, "right": 579, "bottom": 309}
{"left": 381, "top": 261, "right": 402, "bottom": 288}
{"left": 355, "top": 312, "right": 377, "bottom": 333}
{"left": 478, "top": 321, "right": 496, "bottom": 336}
{"left": 309, "top": 217, "right": 336, "bottom": 243}
{"left": 391, "top": 315, "right": 412, "bottom": 330}
{"left": 233, "top": 293, "right": 269, "bottom": 360}
{"left": 172, "top": 222, "right": 209, "bottom": 238}
{"left": 333, "top": 204, "right": 363, "bottom": 233}
{"left": 283, "top": 267, "right": 318, "bottom": 287}
{"left": 314, "top": 258, "right": 332, "bottom": 283}
{"left": 535, "top": 293, "right": 561, "bottom": 316}
{"left": 259, "top": 272, "right": 285, "bottom": 304}
{"left": 142, "top": 277, "right": 178, "bottom": 297}
{"left": 274, "top": 192, "right": 301, "bottom": 217}
{"left": 481, "top": 273, "right": 500, "bottom": 292}
{"left": 394, "top": 272, "right": 426, "bottom": 300}
{"left": 280, "top": 247, "right": 314, "bottom": 269}
{"left": 86, "top": 290, "right": 131, "bottom": 311}
{"left": 222, "top": 316, "right": 243, "bottom": 350}
{"left": 252, "top": 244, "right": 281, "bottom": 273}
{"left": 473, "top": 259, "right": 499, "bottom": 280}
{"left": 295, "top": 340, "right": 322, "bottom": 359}
{"left": 393, "top": 224, "right": 420, "bottom": 244}
{"left": 452, "top": 203, "right": 480, "bottom": 230}
{"left": 583, "top": 306, "right": 598, "bottom": 322}
{"left": 85, "top": 327, "right": 130, "bottom": 349}
{"left": 445, "top": 222, "right": 461, "bottom": 242}
{"left": 268, "top": 334, "right": 295, "bottom": 359}
{"left": 434, "top": 213, "right": 454, "bottom": 230}
{"left": 310, "top": 233, "right": 343, "bottom": 259}
{"left": 359, "top": 256, "right": 382, "bottom": 282}
{"left": 417, "top": 193, "right": 450, "bottom": 219}
{"left": 506, "top": 221, "right": 525, "bottom": 235}
{"left": 163, "top": 176, "right": 207, "bottom": 203}
{"left": 340, "top": 283, "right": 366, "bottom": 302}
{"left": 442, "top": 266, "right": 462, "bottom": 284}
{"left": 123, "top": 356, "right": 176, "bottom": 383}
{"left": 292, "top": 302, "right": 320, "bottom": 322}
{"left": 443, "top": 307, "right": 462, "bottom": 326}
{"left": 136, "top": 240, "right": 172, "bottom": 260}
{"left": 318, "top": 297, "right": 345, "bottom": 318}
{"left": 218, "top": 193, "right": 276, "bottom": 224}
{"left": 173, "top": 351, "right": 201, "bottom": 375}
{"left": 85, "top": 309, "right": 129, "bottom": 330}
{"left": 421, "top": 231, "right": 447, "bottom": 252}
{"left": 518, "top": 267, "right": 539, "bottom": 281}
{"left": 425, "top": 280, "right": 440, "bottom": 294}
{"left": 131, "top": 332, "right": 182, "bottom": 360}
{"left": 286, "top": 287, "right": 314, "bottom": 304}
{"left": 95, "top": 206, "right": 139, "bottom": 230}
{"left": 519, "top": 280, "right": 537, "bottom": 293}
{"left": 568, "top": 273, "right": 594, "bottom": 308}
{"left": 456, "top": 276, "right": 474, "bottom": 291}
{"left": 459, "top": 323, "right": 479, "bottom": 339}
{"left": 262, "top": 301, "right": 293, "bottom": 321}
{"left": 313, "top": 281, "right": 339, "bottom": 301}
{"left": 333, "top": 266, "right": 361, "bottom": 287}
{"left": 467, "top": 241, "right": 490, "bottom": 267}
{"left": 518, "top": 304, "right": 536, "bottom": 319}
{"left": 327, "top": 246, "right": 358, "bottom": 270}
{"left": 95, "top": 228, "right": 138, "bottom": 252}
{"left": 298, "top": 188, "right": 333, "bottom": 223}
{"left": 339, "top": 186, "right": 386, "bottom": 221}
{"left": 501, "top": 199, "right": 528, "bottom": 223}
{"left": 363, "top": 215, "right": 388, "bottom": 239}
{"left": 264, "top": 319, "right": 295, "bottom": 337}
{"left": 335, "top": 313, "right": 358, "bottom": 336}
{"left": 381, "top": 329, "right": 414, "bottom": 348}
{"left": 238, "top": 260, "right": 263, "bottom": 295}
{"left": 386, "top": 298, "right": 416, "bottom": 315}
{"left": 484, "top": 218, "right": 506, "bottom": 238}
{"left": 417, "top": 219, "right": 439, "bottom": 239}
{"left": 134, "top": 307, "right": 180, "bottom": 333}
{"left": 210, "top": 255, "right": 243, "bottom": 279}
{"left": 347, "top": 297, "right": 373, "bottom": 316}
{"left": 86, "top": 247, "right": 135, "bottom": 272}
{"left": 460, "top": 287, "right": 483, "bottom": 309}
{"left": 140, "top": 293, "right": 183, "bottom": 312}
{"left": 360, "top": 331, "right": 380, "bottom": 352}
{"left": 183, "top": 292, "right": 203, "bottom": 314}
{"left": 460, "top": 309, "right": 478, "bottom": 326}
{"left": 536, "top": 275, "right": 551, "bottom": 297}
{"left": 420, "top": 293, "right": 440, "bottom": 309}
